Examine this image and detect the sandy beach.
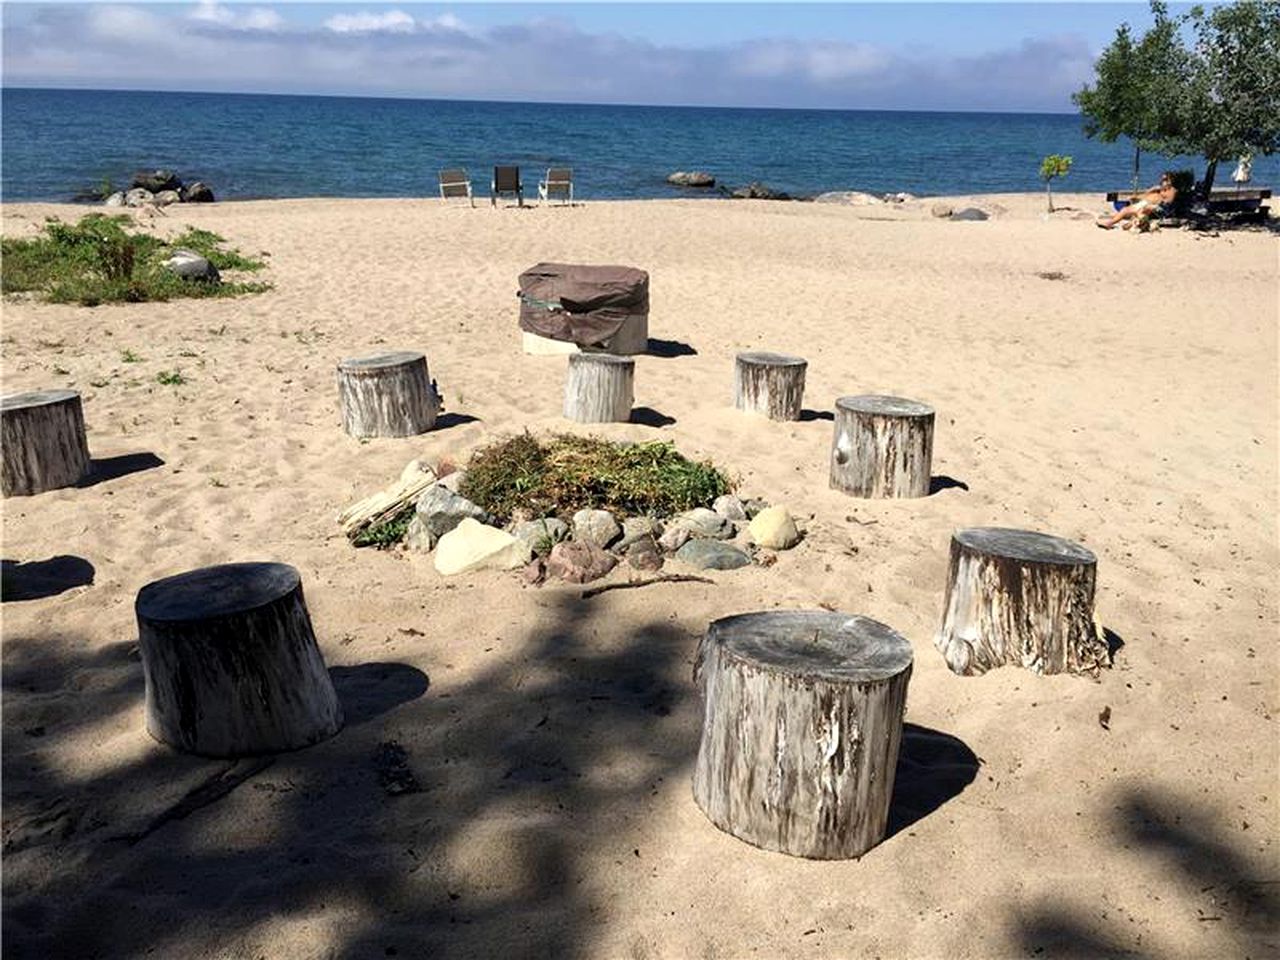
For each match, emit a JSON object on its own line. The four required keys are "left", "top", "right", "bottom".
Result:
{"left": 2, "top": 192, "right": 1276, "bottom": 959}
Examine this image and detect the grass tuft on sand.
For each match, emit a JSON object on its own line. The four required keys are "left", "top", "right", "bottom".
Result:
{"left": 1, "top": 214, "right": 270, "bottom": 306}
{"left": 459, "top": 433, "right": 733, "bottom": 522}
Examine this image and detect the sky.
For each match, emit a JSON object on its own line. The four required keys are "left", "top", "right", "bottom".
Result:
{"left": 0, "top": 2, "right": 1211, "bottom": 113}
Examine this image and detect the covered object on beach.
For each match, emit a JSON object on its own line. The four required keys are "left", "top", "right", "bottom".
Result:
{"left": 518, "top": 263, "right": 649, "bottom": 350}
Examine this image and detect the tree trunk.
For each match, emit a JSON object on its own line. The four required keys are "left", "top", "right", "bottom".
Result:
{"left": 1046, "top": 182, "right": 1054, "bottom": 213}
{"left": 1, "top": 389, "right": 91, "bottom": 497}
{"left": 693, "top": 610, "right": 913, "bottom": 860}
{"left": 734, "top": 351, "right": 807, "bottom": 421}
{"left": 337, "top": 351, "right": 439, "bottom": 438}
{"left": 137, "top": 562, "right": 344, "bottom": 757}
{"left": 829, "top": 395, "right": 934, "bottom": 498}
{"left": 934, "top": 527, "right": 1108, "bottom": 677}
{"left": 563, "top": 353, "right": 634, "bottom": 422}
{"left": 1201, "top": 158, "right": 1219, "bottom": 200}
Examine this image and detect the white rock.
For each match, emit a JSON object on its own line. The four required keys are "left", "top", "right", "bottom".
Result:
{"left": 712, "top": 494, "right": 747, "bottom": 521}
{"left": 748, "top": 506, "right": 801, "bottom": 550}
{"left": 572, "top": 508, "right": 621, "bottom": 548}
{"left": 434, "top": 518, "right": 527, "bottom": 575}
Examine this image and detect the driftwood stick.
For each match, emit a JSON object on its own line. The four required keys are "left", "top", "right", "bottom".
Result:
{"left": 118, "top": 757, "right": 275, "bottom": 845}
{"left": 580, "top": 573, "right": 713, "bottom": 599}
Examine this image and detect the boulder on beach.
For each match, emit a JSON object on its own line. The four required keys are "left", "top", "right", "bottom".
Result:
{"left": 668, "top": 171, "right": 716, "bottom": 188}
{"left": 132, "top": 169, "right": 182, "bottom": 194}
{"left": 950, "top": 207, "right": 990, "bottom": 222}
{"left": 153, "top": 190, "right": 182, "bottom": 207}
{"left": 124, "top": 188, "right": 154, "bottom": 207}
{"left": 731, "top": 181, "right": 790, "bottom": 201}
{"left": 814, "top": 191, "right": 884, "bottom": 206}
{"left": 162, "top": 249, "right": 221, "bottom": 283}
{"left": 182, "top": 181, "right": 216, "bottom": 203}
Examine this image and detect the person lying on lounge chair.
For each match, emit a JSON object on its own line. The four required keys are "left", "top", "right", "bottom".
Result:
{"left": 1097, "top": 173, "right": 1177, "bottom": 230}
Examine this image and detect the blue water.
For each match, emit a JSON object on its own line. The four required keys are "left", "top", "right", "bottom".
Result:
{"left": 3, "top": 88, "right": 1274, "bottom": 202}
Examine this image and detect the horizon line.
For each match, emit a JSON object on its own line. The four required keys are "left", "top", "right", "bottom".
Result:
{"left": 3, "top": 84, "right": 1083, "bottom": 117}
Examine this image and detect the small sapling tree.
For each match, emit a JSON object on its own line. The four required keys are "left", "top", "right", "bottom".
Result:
{"left": 1039, "top": 154, "right": 1073, "bottom": 212}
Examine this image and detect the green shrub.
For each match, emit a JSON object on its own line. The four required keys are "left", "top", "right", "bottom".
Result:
{"left": 352, "top": 505, "right": 417, "bottom": 549}
{"left": 0, "top": 214, "right": 270, "bottom": 306}
{"left": 459, "top": 433, "right": 734, "bottom": 522}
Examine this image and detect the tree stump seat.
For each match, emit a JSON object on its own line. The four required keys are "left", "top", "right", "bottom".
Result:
{"left": 733, "top": 351, "right": 807, "bottom": 421}
{"left": 563, "top": 353, "right": 635, "bottom": 422}
{"left": 136, "top": 562, "right": 344, "bottom": 757}
{"left": 693, "top": 610, "right": 913, "bottom": 859}
{"left": 337, "top": 351, "right": 440, "bottom": 438}
{"left": 1, "top": 389, "right": 91, "bottom": 497}
{"left": 935, "top": 527, "right": 1106, "bottom": 676}
{"left": 830, "top": 394, "right": 935, "bottom": 498}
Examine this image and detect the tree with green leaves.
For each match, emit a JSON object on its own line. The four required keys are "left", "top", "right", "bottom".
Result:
{"left": 1073, "top": 1, "right": 1191, "bottom": 189}
{"left": 1039, "top": 155, "right": 1073, "bottom": 211}
{"left": 1178, "top": 0, "right": 1280, "bottom": 196}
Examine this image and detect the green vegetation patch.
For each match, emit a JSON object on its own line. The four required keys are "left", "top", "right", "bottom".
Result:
{"left": 353, "top": 505, "right": 417, "bottom": 549}
{"left": 459, "top": 433, "right": 734, "bottom": 522}
{"left": 1, "top": 214, "right": 270, "bottom": 306}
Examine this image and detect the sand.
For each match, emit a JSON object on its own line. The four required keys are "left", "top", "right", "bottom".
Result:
{"left": 1, "top": 192, "right": 1276, "bottom": 959}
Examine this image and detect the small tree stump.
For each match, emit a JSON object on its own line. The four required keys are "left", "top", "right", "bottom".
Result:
{"left": 935, "top": 527, "right": 1107, "bottom": 676}
{"left": 829, "top": 394, "right": 934, "bottom": 498}
{"left": 1, "top": 390, "right": 91, "bottom": 497}
{"left": 337, "top": 351, "right": 439, "bottom": 438}
{"left": 136, "top": 562, "right": 344, "bottom": 757}
{"left": 733, "top": 352, "right": 807, "bottom": 421}
{"left": 693, "top": 610, "right": 913, "bottom": 859}
{"left": 563, "top": 353, "right": 634, "bottom": 422}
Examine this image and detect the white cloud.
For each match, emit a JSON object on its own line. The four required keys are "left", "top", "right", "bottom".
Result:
{"left": 324, "top": 10, "right": 416, "bottom": 35}
{"left": 189, "top": 1, "right": 283, "bottom": 32}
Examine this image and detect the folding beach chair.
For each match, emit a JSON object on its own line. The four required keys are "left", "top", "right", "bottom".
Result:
{"left": 491, "top": 166, "right": 523, "bottom": 207}
{"left": 538, "top": 168, "right": 574, "bottom": 206}
{"left": 438, "top": 169, "right": 473, "bottom": 207}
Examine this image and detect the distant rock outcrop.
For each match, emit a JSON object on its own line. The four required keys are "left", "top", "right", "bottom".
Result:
{"left": 132, "top": 169, "right": 182, "bottom": 194}
{"left": 950, "top": 207, "right": 990, "bottom": 221}
{"left": 730, "top": 181, "right": 790, "bottom": 201}
{"left": 181, "top": 181, "right": 216, "bottom": 203}
{"left": 668, "top": 171, "right": 716, "bottom": 187}
{"left": 94, "top": 171, "right": 216, "bottom": 206}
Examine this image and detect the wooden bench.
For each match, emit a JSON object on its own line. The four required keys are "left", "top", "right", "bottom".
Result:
{"left": 1105, "top": 187, "right": 1271, "bottom": 216}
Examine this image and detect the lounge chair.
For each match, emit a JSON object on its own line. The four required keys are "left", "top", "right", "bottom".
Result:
{"left": 538, "top": 167, "right": 574, "bottom": 206}
{"left": 491, "top": 166, "right": 523, "bottom": 207}
{"left": 438, "top": 169, "right": 473, "bottom": 207}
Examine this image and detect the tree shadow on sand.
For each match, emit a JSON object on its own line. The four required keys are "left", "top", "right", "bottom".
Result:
{"left": 1014, "top": 786, "right": 1279, "bottom": 958}
{"left": 1, "top": 556, "right": 95, "bottom": 602}
{"left": 1, "top": 592, "right": 701, "bottom": 960}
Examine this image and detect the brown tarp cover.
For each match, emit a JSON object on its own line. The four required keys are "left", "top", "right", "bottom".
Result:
{"left": 518, "top": 262, "right": 649, "bottom": 346}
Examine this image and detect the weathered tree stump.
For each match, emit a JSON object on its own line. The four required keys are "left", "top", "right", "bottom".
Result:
{"left": 935, "top": 527, "right": 1107, "bottom": 676}
{"left": 136, "top": 562, "right": 344, "bottom": 757}
{"left": 693, "top": 610, "right": 913, "bottom": 859}
{"left": 563, "top": 353, "right": 634, "bottom": 422}
{"left": 337, "top": 351, "right": 439, "bottom": 438}
{"left": 829, "top": 394, "right": 934, "bottom": 498}
{"left": 733, "top": 352, "right": 807, "bottom": 421}
{"left": 1, "top": 389, "right": 91, "bottom": 497}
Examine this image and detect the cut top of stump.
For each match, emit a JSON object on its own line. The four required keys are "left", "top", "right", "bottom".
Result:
{"left": 708, "top": 610, "right": 912, "bottom": 682}
{"left": 736, "top": 351, "right": 807, "bottom": 368}
{"left": 568, "top": 352, "right": 634, "bottom": 368}
{"left": 2, "top": 389, "right": 81, "bottom": 411}
{"left": 835, "top": 395, "right": 934, "bottom": 418}
{"left": 954, "top": 527, "right": 1096, "bottom": 566}
{"left": 337, "top": 351, "right": 426, "bottom": 375}
{"left": 136, "top": 561, "right": 301, "bottom": 622}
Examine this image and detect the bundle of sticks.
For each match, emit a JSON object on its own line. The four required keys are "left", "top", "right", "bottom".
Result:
{"left": 337, "top": 459, "right": 437, "bottom": 540}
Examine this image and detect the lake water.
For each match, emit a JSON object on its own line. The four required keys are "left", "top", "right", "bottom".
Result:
{"left": 2, "top": 87, "right": 1272, "bottom": 202}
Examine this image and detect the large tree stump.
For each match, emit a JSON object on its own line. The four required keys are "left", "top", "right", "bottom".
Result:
{"left": 693, "top": 610, "right": 913, "bottom": 859}
{"left": 136, "top": 562, "right": 344, "bottom": 757}
{"left": 829, "top": 394, "right": 934, "bottom": 498}
{"left": 337, "top": 351, "right": 439, "bottom": 438}
{"left": 2, "top": 389, "right": 91, "bottom": 497}
{"left": 935, "top": 527, "right": 1106, "bottom": 676}
{"left": 733, "top": 352, "right": 807, "bottom": 421}
{"left": 563, "top": 353, "right": 634, "bottom": 422}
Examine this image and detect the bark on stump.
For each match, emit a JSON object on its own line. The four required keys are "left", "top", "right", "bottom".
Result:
{"left": 337, "top": 351, "right": 439, "bottom": 438}
{"left": 830, "top": 395, "right": 934, "bottom": 498}
{"left": 136, "top": 562, "right": 344, "bottom": 757}
{"left": 563, "top": 353, "right": 634, "bottom": 423}
{"left": 693, "top": 610, "right": 913, "bottom": 859}
{"left": 733, "top": 352, "right": 807, "bottom": 421}
{"left": 935, "top": 527, "right": 1106, "bottom": 676}
{"left": 1, "top": 389, "right": 91, "bottom": 497}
